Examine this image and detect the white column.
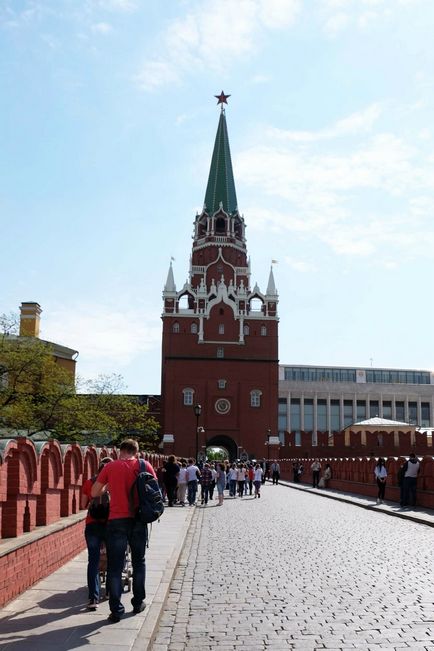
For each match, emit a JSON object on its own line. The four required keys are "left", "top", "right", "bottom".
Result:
{"left": 239, "top": 317, "right": 244, "bottom": 343}
{"left": 300, "top": 395, "right": 305, "bottom": 432}
{"left": 417, "top": 399, "right": 422, "bottom": 426}
{"left": 313, "top": 394, "right": 318, "bottom": 446}
{"left": 287, "top": 391, "right": 291, "bottom": 433}
{"left": 340, "top": 395, "right": 344, "bottom": 431}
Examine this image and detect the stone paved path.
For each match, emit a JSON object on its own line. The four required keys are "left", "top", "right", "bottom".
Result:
{"left": 152, "top": 485, "right": 434, "bottom": 650}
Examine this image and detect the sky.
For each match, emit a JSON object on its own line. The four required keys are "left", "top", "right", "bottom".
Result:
{"left": 2, "top": 0, "right": 434, "bottom": 394}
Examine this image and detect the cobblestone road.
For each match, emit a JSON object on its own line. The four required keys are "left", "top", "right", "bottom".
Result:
{"left": 151, "top": 484, "right": 434, "bottom": 650}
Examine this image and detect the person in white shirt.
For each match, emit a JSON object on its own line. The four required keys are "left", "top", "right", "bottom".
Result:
{"left": 209, "top": 465, "right": 217, "bottom": 500}
{"left": 177, "top": 461, "right": 188, "bottom": 506}
{"left": 374, "top": 457, "right": 387, "bottom": 504}
{"left": 253, "top": 464, "right": 263, "bottom": 498}
{"left": 186, "top": 459, "right": 201, "bottom": 506}
{"left": 228, "top": 464, "right": 238, "bottom": 497}
{"left": 310, "top": 459, "right": 321, "bottom": 488}
{"left": 237, "top": 464, "right": 247, "bottom": 497}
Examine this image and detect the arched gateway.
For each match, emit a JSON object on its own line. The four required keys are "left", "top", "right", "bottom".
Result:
{"left": 205, "top": 435, "right": 238, "bottom": 462}
{"left": 160, "top": 94, "right": 279, "bottom": 460}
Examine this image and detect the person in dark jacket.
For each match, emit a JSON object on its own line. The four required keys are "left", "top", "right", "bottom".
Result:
{"left": 164, "top": 455, "right": 180, "bottom": 507}
{"left": 400, "top": 453, "right": 420, "bottom": 507}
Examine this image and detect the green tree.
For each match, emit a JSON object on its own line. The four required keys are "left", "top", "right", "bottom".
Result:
{"left": 0, "top": 317, "right": 159, "bottom": 447}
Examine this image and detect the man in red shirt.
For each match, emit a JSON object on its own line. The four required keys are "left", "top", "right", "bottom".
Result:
{"left": 91, "top": 439, "right": 156, "bottom": 623}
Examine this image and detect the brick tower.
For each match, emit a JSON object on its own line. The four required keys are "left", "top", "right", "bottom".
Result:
{"left": 161, "top": 94, "right": 279, "bottom": 461}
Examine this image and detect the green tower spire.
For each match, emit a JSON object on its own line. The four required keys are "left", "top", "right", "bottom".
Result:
{"left": 204, "top": 104, "right": 238, "bottom": 216}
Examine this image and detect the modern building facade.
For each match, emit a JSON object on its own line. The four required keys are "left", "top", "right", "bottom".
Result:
{"left": 278, "top": 364, "right": 434, "bottom": 446}
{"left": 160, "top": 96, "right": 279, "bottom": 461}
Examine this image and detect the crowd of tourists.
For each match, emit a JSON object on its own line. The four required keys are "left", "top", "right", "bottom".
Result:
{"left": 156, "top": 456, "right": 278, "bottom": 507}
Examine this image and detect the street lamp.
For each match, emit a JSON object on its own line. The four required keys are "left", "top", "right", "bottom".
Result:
{"left": 193, "top": 403, "right": 202, "bottom": 462}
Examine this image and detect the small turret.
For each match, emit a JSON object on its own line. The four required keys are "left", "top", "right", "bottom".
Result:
{"left": 266, "top": 266, "right": 278, "bottom": 297}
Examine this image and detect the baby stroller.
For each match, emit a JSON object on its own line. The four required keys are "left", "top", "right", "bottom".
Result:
{"left": 99, "top": 543, "right": 133, "bottom": 598}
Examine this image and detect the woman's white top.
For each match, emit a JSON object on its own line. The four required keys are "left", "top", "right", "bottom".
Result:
{"left": 178, "top": 467, "right": 187, "bottom": 483}
{"left": 254, "top": 468, "right": 263, "bottom": 481}
{"left": 374, "top": 466, "right": 387, "bottom": 479}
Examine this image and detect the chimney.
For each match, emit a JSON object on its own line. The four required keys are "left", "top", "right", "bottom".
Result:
{"left": 19, "top": 302, "right": 42, "bottom": 338}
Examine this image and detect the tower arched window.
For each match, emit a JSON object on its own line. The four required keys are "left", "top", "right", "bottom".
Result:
{"left": 243, "top": 324, "right": 250, "bottom": 336}
{"left": 260, "top": 325, "right": 267, "bottom": 336}
{"left": 215, "top": 217, "right": 225, "bottom": 233}
{"left": 172, "top": 322, "right": 180, "bottom": 333}
{"left": 218, "top": 324, "right": 225, "bottom": 335}
{"left": 190, "top": 323, "right": 198, "bottom": 334}
{"left": 250, "top": 390, "right": 262, "bottom": 408}
{"left": 182, "top": 388, "right": 194, "bottom": 406}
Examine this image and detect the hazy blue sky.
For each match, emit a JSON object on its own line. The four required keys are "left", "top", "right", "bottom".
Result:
{"left": 2, "top": 0, "right": 434, "bottom": 393}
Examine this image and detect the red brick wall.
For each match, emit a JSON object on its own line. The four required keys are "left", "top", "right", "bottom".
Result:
{"left": 0, "top": 516, "right": 86, "bottom": 607}
{"left": 279, "top": 456, "right": 434, "bottom": 508}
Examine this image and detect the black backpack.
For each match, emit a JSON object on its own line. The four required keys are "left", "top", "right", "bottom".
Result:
{"left": 88, "top": 476, "right": 110, "bottom": 522}
{"left": 130, "top": 459, "right": 164, "bottom": 524}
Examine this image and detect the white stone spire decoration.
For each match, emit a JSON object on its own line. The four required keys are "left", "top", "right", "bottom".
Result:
{"left": 266, "top": 266, "right": 277, "bottom": 297}
{"left": 164, "top": 260, "right": 176, "bottom": 293}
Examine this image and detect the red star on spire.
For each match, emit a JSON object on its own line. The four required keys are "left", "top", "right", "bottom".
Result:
{"left": 214, "top": 90, "right": 230, "bottom": 106}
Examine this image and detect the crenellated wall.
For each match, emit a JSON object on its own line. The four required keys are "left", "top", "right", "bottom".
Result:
{"left": 0, "top": 437, "right": 166, "bottom": 606}
{"left": 0, "top": 437, "right": 164, "bottom": 539}
{"left": 281, "top": 428, "right": 434, "bottom": 460}
{"left": 279, "top": 455, "right": 434, "bottom": 508}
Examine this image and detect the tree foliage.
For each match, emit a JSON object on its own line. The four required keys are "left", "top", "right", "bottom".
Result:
{"left": 0, "top": 317, "right": 159, "bottom": 447}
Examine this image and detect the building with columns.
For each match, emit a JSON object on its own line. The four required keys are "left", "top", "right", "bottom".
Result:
{"left": 160, "top": 95, "right": 279, "bottom": 461}
{"left": 278, "top": 364, "right": 434, "bottom": 446}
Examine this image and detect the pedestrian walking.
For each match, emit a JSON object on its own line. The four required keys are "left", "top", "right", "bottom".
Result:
{"left": 374, "top": 457, "right": 387, "bottom": 504}
{"left": 318, "top": 463, "right": 332, "bottom": 488}
{"left": 177, "top": 461, "right": 188, "bottom": 506}
{"left": 186, "top": 458, "right": 201, "bottom": 506}
{"left": 216, "top": 463, "right": 226, "bottom": 506}
{"left": 253, "top": 463, "right": 263, "bottom": 497}
{"left": 228, "top": 463, "right": 238, "bottom": 497}
{"left": 248, "top": 464, "right": 254, "bottom": 495}
{"left": 311, "top": 459, "right": 321, "bottom": 488}
{"left": 81, "top": 457, "right": 112, "bottom": 610}
{"left": 200, "top": 463, "right": 213, "bottom": 505}
{"left": 264, "top": 460, "right": 271, "bottom": 482}
{"left": 271, "top": 459, "right": 280, "bottom": 484}
{"left": 209, "top": 464, "right": 217, "bottom": 500}
{"left": 163, "top": 455, "right": 180, "bottom": 507}
{"left": 401, "top": 453, "right": 420, "bottom": 507}
{"left": 91, "top": 439, "right": 157, "bottom": 623}
{"left": 237, "top": 464, "right": 247, "bottom": 497}
{"left": 244, "top": 466, "right": 249, "bottom": 495}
